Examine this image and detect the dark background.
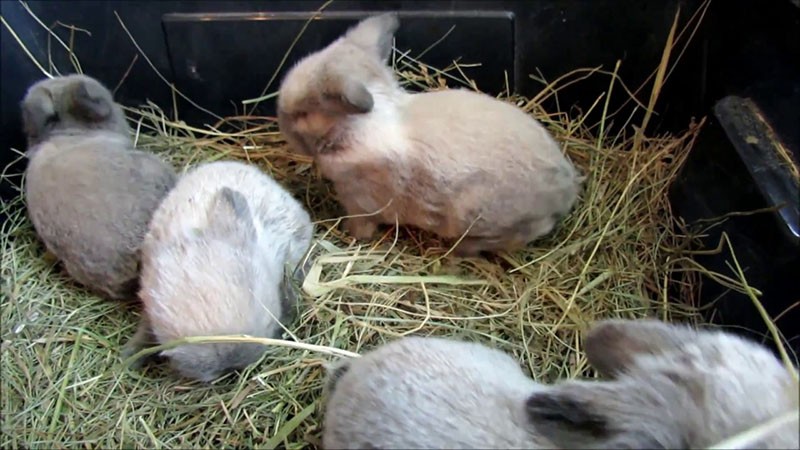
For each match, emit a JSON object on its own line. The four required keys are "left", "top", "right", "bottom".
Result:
{"left": 2, "top": 0, "right": 798, "bottom": 360}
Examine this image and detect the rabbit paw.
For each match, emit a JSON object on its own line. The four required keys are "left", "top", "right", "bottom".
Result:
{"left": 42, "top": 249, "right": 59, "bottom": 265}
{"left": 344, "top": 217, "right": 377, "bottom": 240}
{"left": 452, "top": 242, "right": 483, "bottom": 258}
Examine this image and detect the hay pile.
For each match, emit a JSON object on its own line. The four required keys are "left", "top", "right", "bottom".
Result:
{"left": 0, "top": 7, "right": 746, "bottom": 449}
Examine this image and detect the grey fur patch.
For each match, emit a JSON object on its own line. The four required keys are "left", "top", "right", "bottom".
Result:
{"left": 217, "top": 187, "right": 251, "bottom": 221}
{"left": 345, "top": 12, "right": 399, "bottom": 62}
{"left": 324, "top": 78, "right": 374, "bottom": 115}
{"left": 371, "top": 13, "right": 398, "bottom": 62}
{"left": 278, "top": 268, "right": 300, "bottom": 330}
{"left": 204, "top": 187, "right": 256, "bottom": 242}
{"left": 584, "top": 319, "right": 696, "bottom": 378}
{"left": 69, "top": 79, "right": 112, "bottom": 122}
{"left": 325, "top": 360, "right": 352, "bottom": 396}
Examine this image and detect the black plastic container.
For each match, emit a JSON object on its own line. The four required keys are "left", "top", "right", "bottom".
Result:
{"left": 2, "top": 0, "right": 798, "bottom": 359}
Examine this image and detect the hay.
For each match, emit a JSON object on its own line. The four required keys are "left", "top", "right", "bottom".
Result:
{"left": 3, "top": 2, "right": 792, "bottom": 448}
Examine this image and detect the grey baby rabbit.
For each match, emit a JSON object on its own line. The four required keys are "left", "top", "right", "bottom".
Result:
{"left": 123, "top": 160, "right": 314, "bottom": 382}
{"left": 20, "top": 74, "right": 177, "bottom": 300}
{"left": 277, "top": 13, "right": 583, "bottom": 257}
{"left": 322, "top": 319, "right": 799, "bottom": 449}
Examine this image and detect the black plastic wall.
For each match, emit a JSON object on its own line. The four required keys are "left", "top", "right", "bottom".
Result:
{"left": 1, "top": 0, "right": 706, "bottom": 200}
{"left": 1, "top": 0, "right": 798, "bottom": 358}
{"left": 667, "top": 0, "right": 800, "bottom": 362}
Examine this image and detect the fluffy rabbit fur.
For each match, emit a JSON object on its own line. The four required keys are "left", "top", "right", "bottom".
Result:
{"left": 20, "top": 74, "right": 177, "bottom": 300}
{"left": 277, "top": 13, "right": 583, "bottom": 257}
{"left": 124, "top": 161, "right": 314, "bottom": 382}
{"left": 323, "top": 319, "right": 799, "bottom": 449}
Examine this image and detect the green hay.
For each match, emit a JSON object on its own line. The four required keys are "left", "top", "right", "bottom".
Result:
{"left": 3, "top": 1, "right": 794, "bottom": 448}
{"left": 0, "top": 110, "right": 702, "bottom": 447}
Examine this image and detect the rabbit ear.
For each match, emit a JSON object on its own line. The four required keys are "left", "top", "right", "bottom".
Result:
{"left": 322, "top": 77, "right": 374, "bottom": 115}
{"left": 585, "top": 319, "right": 697, "bottom": 377}
{"left": 278, "top": 263, "right": 301, "bottom": 325}
{"left": 204, "top": 187, "right": 256, "bottom": 242}
{"left": 525, "top": 383, "right": 686, "bottom": 449}
{"left": 322, "top": 358, "right": 353, "bottom": 397}
{"left": 525, "top": 389, "right": 612, "bottom": 444}
{"left": 21, "top": 86, "right": 57, "bottom": 141}
{"left": 68, "top": 77, "right": 113, "bottom": 122}
{"left": 344, "top": 13, "right": 399, "bottom": 63}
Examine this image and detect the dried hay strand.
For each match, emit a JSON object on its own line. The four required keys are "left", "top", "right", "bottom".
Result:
{"left": 3, "top": 2, "right": 795, "bottom": 449}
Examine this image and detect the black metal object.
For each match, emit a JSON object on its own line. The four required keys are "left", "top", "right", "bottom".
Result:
{"left": 670, "top": 111, "right": 800, "bottom": 363}
{"left": 667, "top": 0, "right": 800, "bottom": 362}
{"left": 1, "top": 0, "right": 798, "bottom": 358}
{"left": 714, "top": 95, "right": 798, "bottom": 245}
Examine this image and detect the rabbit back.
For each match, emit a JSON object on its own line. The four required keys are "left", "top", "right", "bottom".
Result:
{"left": 322, "top": 88, "right": 582, "bottom": 254}
{"left": 137, "top": 161, "right": 313, "bottom": 381}
{"left": 323, "top": 336, "right": 544, "bottom": 449}
{"left": 146, "top": 161, "right": 310, "bottom": 253}
{"left": 403, "top": 89, "right": 581, "bottom": 239}
{"left": 24, "top": 131, "right": 176, "bottom": 299}
{"left": 141, "top": 160, "right": 313, "bottom": 335}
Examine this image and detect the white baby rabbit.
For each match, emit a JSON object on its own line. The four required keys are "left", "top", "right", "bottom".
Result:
{"left": 124, "top": 160, "right": 314, "bottom": 382}
{"left": 20, "top": 74, "right": 177, "bottom": 300}
{"left": 323, "top": 335, "right": 546, "bottom": 449}
{"left": 322, "top": 319, "right": 799, "bottom": 449}
{"left": 277, "top": 13, "right": 583, "bottom": 257}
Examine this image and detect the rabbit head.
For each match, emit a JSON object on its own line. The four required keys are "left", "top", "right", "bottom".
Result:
{"left": 20, "top": 74, "right": 131, "bottom": 149}
{"left": 525, "top": 319, "right": 799, "bottom": 449}
{"left": 142, "top": 187, "right": 282, "bottom": 382}
{"left": 160, "top": 341, "right": 268, "bottom": 383}
{"left": 277, "top": 13, "right": 399, "bottom": 156}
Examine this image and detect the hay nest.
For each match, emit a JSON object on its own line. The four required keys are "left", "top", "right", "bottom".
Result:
{"left": 0, "top": 9, "right": 743, "bottom": 449}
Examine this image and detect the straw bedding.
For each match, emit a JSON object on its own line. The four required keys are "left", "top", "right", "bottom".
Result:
{"left": 0, "top": 7, "right": 735, "bottom": 449}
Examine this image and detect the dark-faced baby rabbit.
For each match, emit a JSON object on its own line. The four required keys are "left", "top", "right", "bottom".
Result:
{"left": 322, "top": 319, "right": 799, "bottom": 449}
{"left": 277, "top": 13, "right": 583, "bottom": 257}
{"left": 124, "top": 160, "right": 314, "bottom": 383}
{"left": 21, "top": 74, "right": 177, "bottom": 300}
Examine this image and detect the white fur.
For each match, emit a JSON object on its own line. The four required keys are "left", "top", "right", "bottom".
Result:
{"left": 323, "top": 336, "right": 548, "bottom": 449}
{"left": 134, "top": 160, "right": 314, "bottom": 382}
{"left": 323, "top": 320, "right": 800, "bottom": 449}
{"left": 321, "top": 85, "right": 412, "bottom": 180}
{"left": 277, "top": 13, "right": 584, "bottom": 255}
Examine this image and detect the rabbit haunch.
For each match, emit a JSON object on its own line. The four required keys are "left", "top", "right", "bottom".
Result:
{"left": 126, "top": 161, "right": 314, "bottom": 382}
{"left": 20, "top": 74, "right": 176, "bottom": 300}
{"left": 277, "top": 13, "right": 583, "bottom": 256}
{"left": 322, "top": 319, "right": 799, "bottom": 449}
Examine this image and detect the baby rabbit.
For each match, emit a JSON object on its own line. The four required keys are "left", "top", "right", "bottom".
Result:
{"left": 124, "top": 160, "right": 314, "bottom": 383}
{"left": 322, "top": 319, "right": 799, "bottom": 449}
{"left": 277, "top": 13, "right": 583, "bottom": 257}
{"left": 20, "top": 74, "right": 177, "bottom": 300}
{"left": 323, "top": 336, "right": 546, "bottom": 449}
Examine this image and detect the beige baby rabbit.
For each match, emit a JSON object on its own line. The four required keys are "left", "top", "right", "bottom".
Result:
{"left": 124, "top": 160, "right": 314, "bottom": 382}
{"left": 322, "top": 319, "right": 799, "bottom": 449}
{"left": 277, "top": 13, "right": 583, "bottom": 256}
{"left": 21, "top": 74, "right": 177, "bottom": 300}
